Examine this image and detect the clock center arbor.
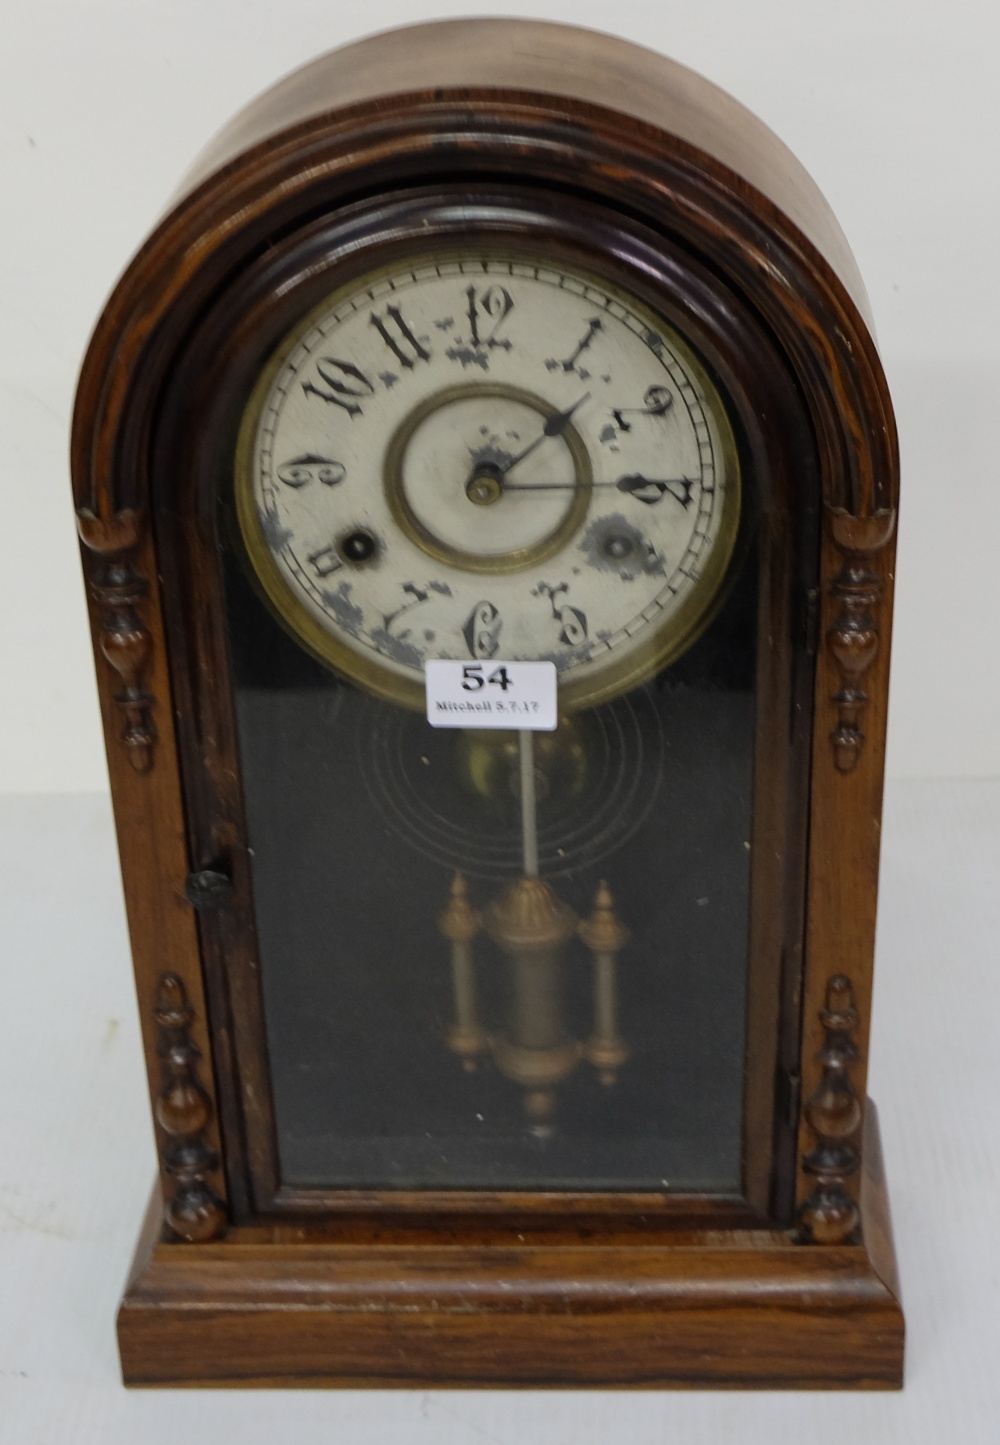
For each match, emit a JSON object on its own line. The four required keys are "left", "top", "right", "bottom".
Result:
{"left": 72, "top": 19, "right": 903, "bottom": 1388}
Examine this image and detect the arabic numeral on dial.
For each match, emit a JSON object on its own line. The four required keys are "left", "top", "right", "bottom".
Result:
{"left": 611, "top": 385, "right": 674, "bottom": 432}
{"left": 306, "top": 543, "right": 343, "bottom": 578}
{"left": 538, "top": 581, "right": 588, "bottom": 646}
{"left": 616, "top": 474, "right": 695, "bottom": 508}
{"left": 277, "top": 454, "right": 346, "bottom": 488}
{"left": 466, "top": 284, "right": 514, "bottom": 349}
{"left": 303, "top": 358, "right": 375, "bottom": 417}
{"left": 384, "top": 582, "right": 429, "bottom": 633}
{"left": 547, "top": 317, "right": 602, "bottom": 376}
{"left": 557, "top": 606, "right": 588, "bottom": 646}
{"left": 463, "top": 600, "right": 502, "bottom": 659}
{"left": 370, "top": 305, "right": 431, "bottom": 368}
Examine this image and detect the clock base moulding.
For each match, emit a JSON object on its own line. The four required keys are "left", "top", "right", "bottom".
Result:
{"left": 117, "top": 1103, "right": 902, "bottom": 1389}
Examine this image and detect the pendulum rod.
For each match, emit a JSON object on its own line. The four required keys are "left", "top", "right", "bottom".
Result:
{"left": 518, "top": 729, "right": 539, "bottom": 878}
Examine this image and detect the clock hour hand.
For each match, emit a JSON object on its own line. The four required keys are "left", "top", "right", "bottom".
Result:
{"left": 495, "top": 392, "right": 591, "bottom": 476}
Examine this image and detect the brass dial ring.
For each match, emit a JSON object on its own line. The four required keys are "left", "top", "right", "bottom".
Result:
{"left": 383, "top": 382, "right": 593, "bottom": 575}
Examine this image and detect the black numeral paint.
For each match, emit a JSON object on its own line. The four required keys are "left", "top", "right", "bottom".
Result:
{"left": 303, "top": 358, "right": 376, "bottom": 417}
{"left": 539, "top": 582, "right": 588, "bottom": 646}
{"left": 466, "top": 285, "right": 514, "bottom": 350}
{"left": 277, "top": 454, "right": 346, "bottom": 488}
{"left": 611, "top": 385, "right": 674, "bottom": 433}
{"left": 370, "top": 305, "right": 431, "bottom": 369}
{"left": 547, "top": 318, "right": 602, "bottom": 376}
{"left": 307, "top": 543, "right": 344, "bottom": 577}
{"left": 463, "top": 600, "right": 502, "bottom": 659}
{"left": 616, "top": 474, "right": 695, "bottom": 508}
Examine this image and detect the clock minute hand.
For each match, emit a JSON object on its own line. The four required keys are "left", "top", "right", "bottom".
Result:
{"left": 497, "top": 391, "right": 591, "bottom": 476}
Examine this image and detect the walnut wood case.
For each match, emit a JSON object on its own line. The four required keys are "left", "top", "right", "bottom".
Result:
{"left": 72, "top": 19, "right": 903, "bottom": 1388}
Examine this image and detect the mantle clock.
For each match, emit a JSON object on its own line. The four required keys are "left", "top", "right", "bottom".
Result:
{"left": 73, "top": 19, "right": 903, "bottom": 1388}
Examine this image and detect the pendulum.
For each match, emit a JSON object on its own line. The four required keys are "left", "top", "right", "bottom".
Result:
{"left": 580, "top": 880, "right": 630, "bottom": 1085}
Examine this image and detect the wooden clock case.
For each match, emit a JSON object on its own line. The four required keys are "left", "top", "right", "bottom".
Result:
{"left": 72, "top": 20, "right": 903, "bottom": 1388}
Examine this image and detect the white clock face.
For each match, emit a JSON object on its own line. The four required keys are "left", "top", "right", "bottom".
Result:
{"left": 236, "top": 253, "right": 740, "bottom": 709}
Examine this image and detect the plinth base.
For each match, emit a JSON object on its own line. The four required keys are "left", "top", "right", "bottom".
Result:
{"left": 118, "top": 1105, "right": 903, "bottom": 1389}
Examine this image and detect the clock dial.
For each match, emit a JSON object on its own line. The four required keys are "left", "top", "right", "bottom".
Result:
{"left": 236, "top": 254, "right": 741, "bottom": 709}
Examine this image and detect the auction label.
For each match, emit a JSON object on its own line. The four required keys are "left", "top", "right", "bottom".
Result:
{"left": 425, "top": 660, "right": 558, "bottom": 731}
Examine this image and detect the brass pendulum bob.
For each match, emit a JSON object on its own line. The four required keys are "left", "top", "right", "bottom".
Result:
{"left": 579, "top": 879, "right": 630, "bottom": 1085}
{"left": 438, "top": 872, "right": 487, "bottom": 1071}
{"left": 484, "top": 729, "right": 581, "bottom": 1133}
{"left": 484, "top": 875, "right": 581, "bottom": 1132}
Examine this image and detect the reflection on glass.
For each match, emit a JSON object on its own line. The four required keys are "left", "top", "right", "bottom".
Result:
{"left": 224, "top": 543, "right": 756, "bottom": 1194}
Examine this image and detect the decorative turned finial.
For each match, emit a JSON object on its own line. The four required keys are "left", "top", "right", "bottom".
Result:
{"left": 485, "top": 875, "right": 577, "bottom": 951}
{"left": 578, "top": 880, "right": 630, "bottom": 954}
{"left": 580, "top": 882, "right": 630, "bottom": 1086}
{"left": 439, "top": 871, "right": 481, "bottom": 943}
{"left": 439, "top": 874, "right": 487, "bottom": 1070}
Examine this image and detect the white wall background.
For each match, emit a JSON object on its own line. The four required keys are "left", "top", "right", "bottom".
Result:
{"left": 2, "top": 0, "right": 998, "bottom": 793}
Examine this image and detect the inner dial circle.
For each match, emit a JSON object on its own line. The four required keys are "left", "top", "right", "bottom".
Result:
{"left": 385, "top": 384, "right": 592, "bottom": 573}
{"left": 236, "top": 251, "right": 741, "bottom": 711}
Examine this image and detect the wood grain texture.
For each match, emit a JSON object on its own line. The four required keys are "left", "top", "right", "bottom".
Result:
{"left": 78, "top": 524, "right": 228, "bottom": 1229}
{"left": 117, "top": 1103, "right": 902, "bottom": 1388}
{"left": 796, "top": 508, "right": 897, "bottom": 1220}
{"left": 178, "top": 18, "right": 871, "bottom": 320}
{"left": 72, "top": 27, "right": 897, "bottom": 532}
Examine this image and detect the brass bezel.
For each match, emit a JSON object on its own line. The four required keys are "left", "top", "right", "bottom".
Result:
{"left": 383, "top": 381, "right": 593, "bottom": 575}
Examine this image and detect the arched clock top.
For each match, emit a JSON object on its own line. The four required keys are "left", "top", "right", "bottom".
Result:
{"left": 181, "top": 19, "right": 870, "bottom": 317}
{"left": 72, "top": 21, "right": 897, "bottom": 550}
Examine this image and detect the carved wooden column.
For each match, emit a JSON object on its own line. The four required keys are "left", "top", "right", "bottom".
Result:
{"left": 798, "top": 975, "right": 863, "bottom": 1244}
{"left": 76, "top": 504, "right": 228, "bottom": 1241}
